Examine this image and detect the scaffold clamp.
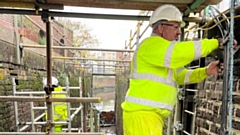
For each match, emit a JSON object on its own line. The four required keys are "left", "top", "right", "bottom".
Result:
{"left": 45, "top": 120, "right": 54, "bottom": 135}
{"left": 174, "top": 121, "right": 183, "bottom": 131}
{"left": 178, "top": 88, "right": 185, "bottom": 100}
{"left": 41, "top": 10, "right": 54, "bottom": 23}
{"left": 44, "top": 84, "right": 54, "bottom": 95}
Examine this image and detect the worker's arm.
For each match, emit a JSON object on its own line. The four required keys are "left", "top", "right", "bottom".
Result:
{"left": 175, "top": 61, "right": 221, "bottom": 85}
{"left": 175, "top": 67, "right": 208, "bottom": 85}
{"left": 167, "top": 39, "right": 219, "bottom": 68}
{"left": 141, "top": 37, "right": 218, "bottom": 69}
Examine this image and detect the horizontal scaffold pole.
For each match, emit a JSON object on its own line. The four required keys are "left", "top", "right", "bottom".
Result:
{"left": 52, "top": 56, "right": 131, "bottom": 62}
{"left": 66, "top": 62, "right": 130, "bottom": 67}
{"left": 0, "top": 8, "right": 149, "bottom": 21}
{"left": 0, "top": 132, "right": 104, "bottom": 135}
{"left": 22, "top": 44, "right": 135, "bottom": 52}
{"left": 0, "top": 96, "right": 101, "bottom": 103}
{"left": 0, "top": 8, "right": 209, "bottom": 22}
{"left": 92, "top": 73, "right": 116, "bottom": 76}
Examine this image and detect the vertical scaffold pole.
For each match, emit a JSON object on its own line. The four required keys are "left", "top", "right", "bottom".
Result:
{"left": 79, "top": 77, "right": 83, "bottom": 132}
{"left": 30, "top": 93, "right": 35, "bottom": 131}
{"left": 12, "top": 77, "right": 19, "bottom": 132}
{"left": 220, "top": 1, "right": 234, "bottom": 134}
{"left": 66, "top": 77, "right": 71, "bottom": 132}
{"left": 228, "top": 0, "right": 235, "bottom": 135}
{"left": 44, "top": 12, "right": 54, "bottom": 133}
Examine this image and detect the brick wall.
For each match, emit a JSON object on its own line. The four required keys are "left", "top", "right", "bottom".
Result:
{"left": 0, "top": 16, "right": 15, "bottom": 44}
{"left": 52, "top": 21, "right": 73, "bottom": 57}
{"left": 0, "top": 14, "right": 73, "bottom": 56}
{"left": 0, "top": 50, "right": 46, "bottom": 132}
{"left": 0, "top": 14, "right": 13, "bottom": 30}
{"left": 195, "top": 76, "right": 240, "bottom": 134}
{"left": 194, "top": 53, "right": 240, "bottom": 135}
{"left": 0, "top": 40, "right": 80, "bottom": 132}
{"left": 193, "top": 6, "right": 240, "bottom": 134}
{"left": 26, "top": 15, "right": 73, "bottom": 57}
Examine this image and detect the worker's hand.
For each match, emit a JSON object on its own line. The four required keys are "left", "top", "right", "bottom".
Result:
{"left": 233, "top": 39, "right": 238, "bottom": 48}
{"left": 206, "top": 61, "right": 223, "bottom": 76}
{"left": 218, "top": 37, "right": 238, "bottom": 49}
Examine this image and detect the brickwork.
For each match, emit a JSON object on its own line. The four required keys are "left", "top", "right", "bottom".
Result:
{"left": 0, "top": 14, "right": 73, "bottom": 56}
{"left": 195, "top": 56, "right": 240, "bottom": 135}
{"left": 0, "top": 14, "right": 14, "bottom": 30}
{"left": 52, "top": 21, "right": 73, "bottom": 57}
{"left": 0, "top": 13, "right": 83, "bottom": 132}
{"left": 0, "top": 23, "right": 15, "bottom": 44}
{"left": 193, "top": 7, "right": 240, "bottom": 134}
{"left": 0, "top": 40, "right": 80, "bottom": 132}
{"left": 0, "top": 65, "right": 45, "bottom": 132}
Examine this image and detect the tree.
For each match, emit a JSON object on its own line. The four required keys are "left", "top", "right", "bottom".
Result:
{"left": 56, "top": 18, "right": 99, "bottom": 58}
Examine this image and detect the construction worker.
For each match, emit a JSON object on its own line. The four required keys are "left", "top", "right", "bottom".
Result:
{"left": 121, "top": 4, "right": 237, "bottom": 135}
{"left": 43, "top": 76, "right": 68, "bottom": 132}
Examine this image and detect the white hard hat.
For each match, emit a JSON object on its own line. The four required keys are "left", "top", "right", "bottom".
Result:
{"left": 43, "top": 76, "right": 58, "bottom": 87}
{"left": 149, "top": 4, "right": 185, "bottom": 27}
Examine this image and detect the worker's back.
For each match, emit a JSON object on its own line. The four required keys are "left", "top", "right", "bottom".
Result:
{"left": 52, "top": 86, "right": 68, "bottom": 122}
{"left": 43, "top": 77, "right": 68, "bottom": 132}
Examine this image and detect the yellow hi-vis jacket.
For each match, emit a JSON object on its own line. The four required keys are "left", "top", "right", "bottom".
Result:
{"left": 46, "top": 86, "right": 68, "bottom": 131}
{"left": 121, "top": 35, "right": 218, "bottom": 118}
{"left": 52, "top": 86, "right": 68, "bottom": 121}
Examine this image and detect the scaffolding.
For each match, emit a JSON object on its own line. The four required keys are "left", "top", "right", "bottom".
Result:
{"left": 0, "top": 77, "right": 102, "bottom": 135}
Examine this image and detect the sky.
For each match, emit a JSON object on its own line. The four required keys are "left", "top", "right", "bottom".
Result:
{"left": 61, "top": 1, "right": 231, "bottom": 50}
{"left": 63, "top": 6, "right": 152, "bottom": 49}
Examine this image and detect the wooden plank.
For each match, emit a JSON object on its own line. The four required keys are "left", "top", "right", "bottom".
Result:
{"left": 1, "top": 0, "right": 222, "bottom": 11}
{"left": 50, "top": 0, "right": 187, "bottom": 11}
{"left": 127, "top": 0, "right": 194, "bottom": 4}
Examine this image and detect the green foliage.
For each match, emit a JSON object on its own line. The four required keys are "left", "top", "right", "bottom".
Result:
{"left": 16, "top": 15, "right": 25, "bottom": 28}
{"left": 23, "top": 60, "right": 30, "bottom": 70}
{"left": 38, "top": 37, "right": 46, "bottom": 45}
{"left": 18, "top": 16, "right": 39, "bottom": 33}
{"left": 32, "top": 77, "right": 43, "bottom": 91}
{"left": 58, "top": 72, "right": 67, "bottom": 86}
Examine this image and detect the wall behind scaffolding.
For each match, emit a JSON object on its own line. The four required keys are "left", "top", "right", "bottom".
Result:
{"left": 0, "top": 14, "right": 81, "bottom": 131}
{"left": 194, "top": 7, "right": 240, "bottom": 134}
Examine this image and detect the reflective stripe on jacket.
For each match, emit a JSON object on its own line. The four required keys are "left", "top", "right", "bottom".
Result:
{"left": 121, "top": 35, "right": 218, "bottom": 118}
